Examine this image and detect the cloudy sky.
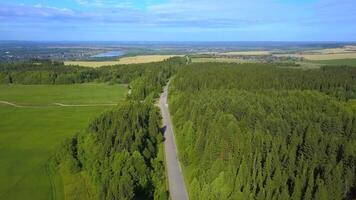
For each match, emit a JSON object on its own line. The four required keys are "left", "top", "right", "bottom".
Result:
{"left": 0, "top": 0, "right": 355, "bottom": 41}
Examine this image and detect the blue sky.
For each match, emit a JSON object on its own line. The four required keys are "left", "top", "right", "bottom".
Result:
{"left": 0, "top": 0, "right": 355, "bottom": 41}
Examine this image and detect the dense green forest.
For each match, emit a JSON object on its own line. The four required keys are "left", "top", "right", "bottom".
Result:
{"left": 169, "top": 63, "right": 356, "bottom": 200}
{"left": 44, "top": 58, "right": 186, "bottom": 199}
{"left": 172, "top": 63, "right": 356, "bottom": 100}
{"left": 51, "top": 102, "right": 168, "bottom": 199}
{"left": 3, "top": 58, "right": 356, "bottom": 199}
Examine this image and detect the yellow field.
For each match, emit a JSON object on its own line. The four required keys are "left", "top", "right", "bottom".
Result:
{"left": 305, "top": 45, "right": 356, "bottom": 54}
{"left": 275, "top": 52, "right": 356, "bottom": 60}
{"left": 305, "top": 48, "right": 349, "bottom": 54}
{"left": 117, "top": 55, "right": 181, "bottom": 64}
{"left": 65, "top": 55, "right": 181, "bottom": 67}
{"left": 192, "top": 57, "right": 248, "bottom": 63}
{"left": 64, "top": 61, "right": 121, "bottom": 67}
{"left": 219, "top": 51, "right": 271, "bottom": 56}
{"left": 274, "top": 45, "right": 356, "bottom": 61}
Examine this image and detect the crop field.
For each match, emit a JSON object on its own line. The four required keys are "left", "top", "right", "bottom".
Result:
{"left": 304, "top": 45, "right": 356, "bottom": 54}
{"left": 117, "top": 55, "right": 181, "bottom": 64}
{"left": 291, "top": 52, "right": 356, "bottom": 60}
{"left": 219, "top": 51, "right": 271, "bottom": 56}
{"left": 274, "top": 46, "right": 356, "bottom": 61}
{"left": 65, "top": 55, "right": 181, "bottom": 67}
{"left": 191, "top": 57, "right": 248, "bottom": 63}
{"left": 0, "top": 84, "right": 127, "bottom": 200}
{"left": 64, "top": 61, "right": 122, "bottom": 68}
{"left": 273, "top": 46, "right": 356, "bottom": 61}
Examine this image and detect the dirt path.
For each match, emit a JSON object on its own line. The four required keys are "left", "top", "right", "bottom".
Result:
{"left": 159, "top": 83, "right": 189, "bottom": 200}
{"left": 53, "top": 103, "right": 117, "bottom": 107}
{"left": 0, "top": 101, "right": 24, "bottom": 108}
{"left": 0, "top": 100, "right": 117, "bottom": 108}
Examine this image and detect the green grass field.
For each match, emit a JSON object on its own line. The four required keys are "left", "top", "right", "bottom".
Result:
{"left": 311, "top": 58, "right": 356, "bottom": 66}
{"left": 0, "top": 84, "right": 127, "bottom": 200}
{"left": 0, "top": 84, "right": 127, "bottom": 105}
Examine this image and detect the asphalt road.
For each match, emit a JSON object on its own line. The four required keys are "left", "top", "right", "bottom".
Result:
{"left": 159, "top": 83, "right": 189, "bottom": 200}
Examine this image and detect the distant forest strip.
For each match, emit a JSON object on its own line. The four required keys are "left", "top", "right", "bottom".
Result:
{"left": 0, "top": 58, "right": 185, "bottom": 84}
{"left": 44, "top": 57, "right": 186, "bottom": 200}
{"left": 0, "top": 57, "right": 186, "bottom": 101}
{"left": 169, "top": 63, "right": 356, "bottom": 200}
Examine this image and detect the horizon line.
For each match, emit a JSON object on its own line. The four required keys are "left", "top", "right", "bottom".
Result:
{"left": 1, "top": 40, "right": 356, "bottom": 43}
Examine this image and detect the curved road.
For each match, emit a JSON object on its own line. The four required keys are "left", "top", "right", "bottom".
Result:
{"left": 159, "top": 83, "right": 189, "bottom": 200}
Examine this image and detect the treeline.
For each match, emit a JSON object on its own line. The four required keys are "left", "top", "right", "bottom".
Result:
{"left": 52, "top": 102, "right": 168, "bottom": 199}
{"left": 173, "top": 63, "right": 356, "bottom": 100}
{"left": 0, "top": 60, "right": 98, "bottom": 84}
{"left": 169, "top": 63, "right": 356, "bottom": 200}
{"left": 48, "top": 58, "right": 186, "bottom": 199}
{"left": 0, "top": 57, "right": 185, "bottom": 87}
{"left": 125, "top": 58, "right": 185, "bottom": 101}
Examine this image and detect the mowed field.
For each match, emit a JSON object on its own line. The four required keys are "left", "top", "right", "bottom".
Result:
{"left": 65, "top": 55, "right": 181, "bottom": 67}
{"left": 0, "top": 84, "right": 127, "bottom": 200}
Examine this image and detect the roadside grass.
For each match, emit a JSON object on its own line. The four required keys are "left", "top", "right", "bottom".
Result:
{"left": 0, "top": 84, "right": 127, "bottom": 200}
{"left": 350, "top": 100, "right": 356, "bottom": 109}
{"left": 65, "top": 55, "right": 181, "bottom": 67}
{"left": 58, "top": 168, "right": 97, "bottom": 200}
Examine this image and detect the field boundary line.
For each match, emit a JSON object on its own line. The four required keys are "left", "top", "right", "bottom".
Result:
{"left": 53, "top": 103, "right": 117, "bottom": 107}
{"left": 0, "top": 100, "right": 24, "bottom": 108}
{"left": 0, "top": 100, "right": 117, "bottom": 108}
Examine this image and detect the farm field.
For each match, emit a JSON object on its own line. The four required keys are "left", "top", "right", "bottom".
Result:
{"left": 273, "top": 46, "right": 356, "bottom": 61}
{"left": 278, "top": 52, "right": 356, "bottom": 60}
{"left": 219, "top": 50, "right": 271, "bottom": 55}
{"left": 64, "top": 60, "right": 122, "bottom": 68}
{"left": 65, "top": 55, "right": 181, "bottom": 67}
{"left": 191, "top": 57, "right": 248, "bottom": 63}
{"left": 304, "top": 45, "right": 356, "bottom": 54}
{"left": 117, "top": 55, "right": 181, "bottom": 64}
{"left": 0, "top": 84, "right": 127, "bottom": 200}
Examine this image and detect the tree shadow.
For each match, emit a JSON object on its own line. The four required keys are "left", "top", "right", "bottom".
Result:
{"left": 160, "top": 126, "right": 167, "bottom": 141}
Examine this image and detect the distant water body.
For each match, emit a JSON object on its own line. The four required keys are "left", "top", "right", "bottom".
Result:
{"left": 91, "top": 51, "right": 125, "bottom": 58}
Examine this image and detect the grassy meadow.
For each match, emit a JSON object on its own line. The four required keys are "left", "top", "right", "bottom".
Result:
{"left": 0, "top": 84, "right": 127, "bottom": 105}
{"left": 310, "top": 58, "right": 356, "bottom": 66}
{"left": 0, "top": 84, "right": 127, "bottom": 200}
